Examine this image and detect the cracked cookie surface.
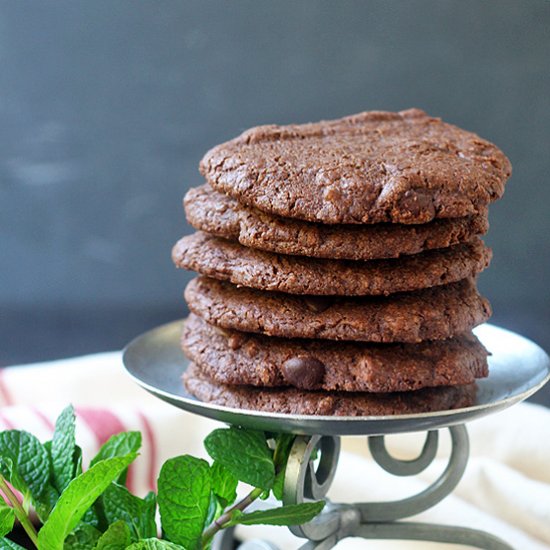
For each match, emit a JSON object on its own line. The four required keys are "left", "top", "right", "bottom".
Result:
{"left": 200, "top": 108, "right": 511, "bottom": 225}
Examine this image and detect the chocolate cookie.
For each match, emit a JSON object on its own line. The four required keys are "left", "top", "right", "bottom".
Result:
{"left": 184, "top": 363, "right": 478, "bottom": 416}
{"left": 200, "top": 109, "right": 511, "bottom": 225}
{"left": 181, "top": 314, "right": 489, "bottom": 393}
{"left": 172, "top": 232, "right": 491, "bottom": 296}
{"left": 185, "top": 277, "right": 491, "bottom": 343}
{"left": 184, "top": 185, "right": 489, "bottom": 260}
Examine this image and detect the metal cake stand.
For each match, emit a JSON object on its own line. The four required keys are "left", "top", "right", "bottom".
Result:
{"left": 123, "top": 322, "right": 550, "bottom": 550}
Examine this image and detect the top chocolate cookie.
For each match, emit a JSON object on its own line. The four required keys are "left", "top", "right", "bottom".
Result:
{"left": 200, "top": 109, "right": 511, "bottom": 224}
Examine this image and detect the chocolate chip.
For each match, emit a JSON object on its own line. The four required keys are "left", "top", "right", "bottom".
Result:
{"left": 282, "top": 356, "right": 325, "bottom": 390}
{"left": 214, "top": 325, "right": 246, "bottom": 350}
{"left": 302, "top": 297, "right": 332, "bottom": 313}
{"left": 227, "top": 333, "right": 246, "bottom": 350}
{"left": 398, "top": 189, "right": 435, "bottom": 220}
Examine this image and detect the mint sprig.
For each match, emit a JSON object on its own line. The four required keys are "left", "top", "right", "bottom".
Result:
{"left": 63, "top": 523, "right": 101, "bottom": 549}
{"left": 204, "top": 427, "right": 275, "bottom": 490}
{"left": 0, "top": 502, "right": 15, "bottom": 537}
{"left": 158, "top": 456, "right": 211, "bottom": 549}
{"left": 210, "top": 461, "right": 238, "bottom": 505}
{"left": 94, "top": 519, "right": 131, "bottom": 549}
{"left": 0, "top": 407, "right": 325, "bottom": 549}
{"left": 0, "top": 539, "right": 26, "bottom": 549}
{"left": 226, "top": 501, "right": 325, "bottom": 526}
{"left": 102, "top": 483, "right": 157, "bottom": 540}
{"left": 37, "top": 453, "right": 137, "bottom": 550}
{"left": 50, "top": 405, "right": 77, "bottom": 494}
{"left": 0, "top": 430, "right": 50, "bottom": 508}
{"left": 126, "top": 540, "right": 185, "bottom": 549}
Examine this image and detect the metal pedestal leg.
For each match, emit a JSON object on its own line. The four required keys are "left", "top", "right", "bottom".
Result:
{"left": 216, "top": 425, "right": 514, "bottom": 550}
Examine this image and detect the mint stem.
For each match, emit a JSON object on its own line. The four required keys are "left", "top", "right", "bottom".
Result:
{"left": 272, "top": 439, "right": 285, "bottom": 467}
{"left": 201, "top": 486, "right": 263, "bottom": 546}
{"left": 201, "top": 435, "right": 294, "bottom": 548}
{"left": 0, "top": 474, "right": 39, "bottom": 548}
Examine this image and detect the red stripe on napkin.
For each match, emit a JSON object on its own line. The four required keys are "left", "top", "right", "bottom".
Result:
{"left": 0, "top": 411, "right": 15, "bottom": 430}
{"left": 0, "top": 370, "right": 14, "bottom": 406}
{"left": 76, "top": 407, "right": 136, "bottom": 492}
{"left": 31, "top": 407, "right": 55, "bottom": 432}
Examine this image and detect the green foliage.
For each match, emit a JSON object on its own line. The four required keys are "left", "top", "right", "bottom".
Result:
{"left": 0, "top": 431, "right": 50, "bottom": 506}
{"left": 227, "top": 501, "right": 325, "bottom": 527}
{"left": 0, "top": 503, "right": 14, "bottom": 537}
{"left": 0, "top": 406, "right": 324, "bottom": 550}
{"left": 93, "top": 520, "right": 131, "bottom": 549}
{"left": 272, "top": 434, "right": 295, "bottom": 501}
{"left": 37, "top": 454, "right": 137, "bottom": 550}
{"left": 51, "top": 406, "right": 77, "bottom": 494}
{"left": 204, "top": 428, "right": 275, "bottom": 490}
{"left": 126, "top": 540, "right": 184, "bottom": 549}
{"left": 91, "top": 433, "right": 142, "bottom": 468}
{"left": 102, "top": 483, "right": 156, "bottom": 540}
{"left": 35, "top": 483, "right": 61, "bottom": 523}
{"left": 210, "top": 461, "right": 238, "bottom": 505}
{"left": 158, "top": 456, "right": 211, "bottom": 550}
{"left": 91, "top": 432, "right": 142, "bottom": 486}
{"left": 0, "top": 539, "right": 26, "bottom": 549}
{"left": 63, "top": 524, "right": 102, "bottom": 549}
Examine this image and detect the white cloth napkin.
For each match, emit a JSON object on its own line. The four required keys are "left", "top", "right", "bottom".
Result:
{"left": 1, "top": 352, "right": 549, "bottom": 549}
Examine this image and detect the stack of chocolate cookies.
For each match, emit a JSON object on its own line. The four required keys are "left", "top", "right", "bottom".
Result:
{"left": 173, "top": 109, "right": 511, "bottom": 416}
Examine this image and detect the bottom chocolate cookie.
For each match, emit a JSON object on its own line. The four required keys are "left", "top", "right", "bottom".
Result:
{"left": 183, "top": 363, "right": 477, "bottom": 416}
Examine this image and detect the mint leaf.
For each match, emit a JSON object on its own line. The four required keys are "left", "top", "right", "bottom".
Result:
{"left": 0, "top": 431, "right": 50, "bottom": 505}
{"left": 51, "top": 406, "right": 77, "bottom": 494}
{"left": 204, "top": 462, "right": 237, "bottom": 534}
{"left": 73, "top": 445, "right": 83, "bottom": 477}
{"left": 37, "top": 453, "right": 137, "bottom": 550}
{"left": 210, "top": 461, "right": 238, "bottom": 505}
{"left": 94, "top": 520, "right": 131, "bottom": 549}
{"left": 64, "top": 523, "right": 101, "bottom": 549}
{"left": 126, "top": 540, "right": 185, "bottom": 549}
{"left": 204, "top": 494, "right": 224, "bottom": 535}
{"left": 158, "top": 455, "right": 210, "bottom": 550}
{"left": 34, "top": 484, "right": 59, "bottom": 523}
{"left": 102, "top": 483, "right": 156, "bottom": 540}
{"left": 271, "top": 473, "right": 285, "bottom": 502}
{"left": 228, "top": 501, "right": 325, "bottom": 527}
{"left": 80, "top": 507, "right": 100, "bottom": 530}
{"left": 204, "top": 428, "right": 274, "bottom": 490}
{"left": 0, "top": 502, "right": 14, "bottom": 537}
{"left": 273, "top": 434, "right": 294, "bottom": 467}
{"left": 0, "top": 539, "right": 26, "bottom": 549}
{"left": 90, "top": 433, "right": 142, "bottom": 468}
{"left": 73, "top": 446, "right": 102, "bottom": 530}
{"left": 90, "top": 432, "right": 141, "bottom": 485}
{"left": 272, "top": 434, "right": 295, "bottom": 501}
{"left": 36, "top": 440, "right": 62, "bottom": 522}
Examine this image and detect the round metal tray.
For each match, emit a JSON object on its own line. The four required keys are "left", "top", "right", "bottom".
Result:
{"left": 123, "top": 320, "right": 550, "bottom": 436}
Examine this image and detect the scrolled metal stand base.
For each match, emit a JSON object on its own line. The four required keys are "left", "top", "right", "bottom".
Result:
{"left": 216, "top": 424, "right": 514, "bottom": 550}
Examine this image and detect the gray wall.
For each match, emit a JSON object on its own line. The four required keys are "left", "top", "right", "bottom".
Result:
{"left": 1, "top": 1, "right": 549, "bottom": 376}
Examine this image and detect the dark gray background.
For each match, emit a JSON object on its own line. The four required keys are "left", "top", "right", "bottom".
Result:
{"left": 1, "top": 1, "right": 549, "bottom": 404}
